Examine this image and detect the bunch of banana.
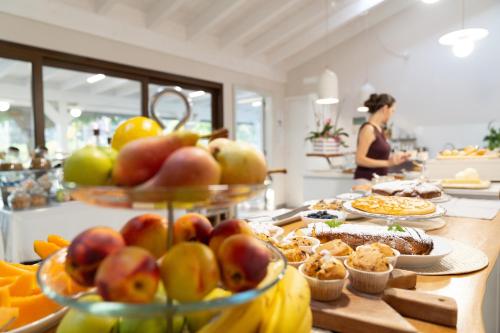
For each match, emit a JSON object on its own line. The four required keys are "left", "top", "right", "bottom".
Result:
{"left": 198, "top": 264, "right": 312, "bottom": 333}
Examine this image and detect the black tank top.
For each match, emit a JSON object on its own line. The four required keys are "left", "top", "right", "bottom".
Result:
{"left": 354, "top": 123, "right": 391, "bottom": 180}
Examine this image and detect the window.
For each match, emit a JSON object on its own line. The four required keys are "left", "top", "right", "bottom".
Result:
{"left": 0, "top": 57, "right": 34, "bottom": 160}
{"left": 43, "top": 67, "right": 141, "bottom": 153}
{"left": 0, "top": 40, "right": 223, "bottom": 154}
{"left": 235, "top": 89, "right": 265, "bottom": 152}
{"left": 149, "top": 84, "right": 212, "bottom": 136}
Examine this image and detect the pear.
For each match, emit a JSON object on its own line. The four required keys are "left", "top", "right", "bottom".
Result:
{"left": 112, "top": 131, "right": 199, "bottom": 186}
{"left": 64, "top": 145, "right": 114, "bottom": 186}
{"left": 209, "top": 140, "right": 267, "bottom": 185}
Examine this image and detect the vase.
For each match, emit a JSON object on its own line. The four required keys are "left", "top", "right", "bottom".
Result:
{"left": 311, "top": 138, "right": 340, "bottom": 154}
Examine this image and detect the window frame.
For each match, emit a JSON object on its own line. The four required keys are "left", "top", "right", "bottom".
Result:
{"left": 0, "top": 40, "right": 224, "bottom": 147}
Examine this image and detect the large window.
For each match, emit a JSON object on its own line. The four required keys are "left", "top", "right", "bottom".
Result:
{"left": 0, "top": 57, "right": 34, "bottom": 160}
{"left": 43, "top": 67, "right": 141, "bottom": 153}
{"left": 235, "top": 89, "right": 265, "bottom": 152}
{"left": 0, "top": 40, "right": 223, "bottom": 156}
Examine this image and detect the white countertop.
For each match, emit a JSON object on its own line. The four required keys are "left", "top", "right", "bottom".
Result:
{"left": 303, "top": 170, "right": 354, "bottom": 179}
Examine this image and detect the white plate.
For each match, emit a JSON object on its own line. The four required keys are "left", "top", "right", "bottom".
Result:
{"left": 342, "top": 201, "right": 446, "bottom": 221}
{"left": 248, "top": 222, "right": 284, "bottom": 240}
{"left": 335, "top": 193, "right": 364, "bottom": 201}
{"left": 429, "top": 193, "right": 451, "bottom": 203}
{"left": 441, "top": 180, "right": 491, "bottom": 189}
{"left": 396, "top": 236, "right": 452, "bottom": 268}
{"left": 7, "top": 307, "right": 67, "bottom": 333}
{"left": 299, "top": 210, "right": 347, "bottom": 224}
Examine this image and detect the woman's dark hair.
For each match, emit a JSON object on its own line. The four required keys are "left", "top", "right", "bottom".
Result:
{"left": 364, "top": 93, "right": 396, "bottom": 114}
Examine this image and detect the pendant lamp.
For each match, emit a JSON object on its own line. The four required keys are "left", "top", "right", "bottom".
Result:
{"left": 316, "top": 69, "right": 339, "bottom": 105}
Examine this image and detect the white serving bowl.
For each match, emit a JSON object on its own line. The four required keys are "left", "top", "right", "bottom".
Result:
{"left": 299, "top": 210, "right": 347, "bottom": 225}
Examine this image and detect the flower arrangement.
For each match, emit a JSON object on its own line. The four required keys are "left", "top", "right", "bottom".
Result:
{"left": 305, "top": 118, "right": 349, "bottom": 147}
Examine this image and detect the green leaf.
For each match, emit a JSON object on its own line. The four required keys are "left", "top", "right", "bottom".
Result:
{"left": 325, "top": 220, "right": 343, "bottom": 228}
{"left": 387, "top": 224, "right": 405, "bottom": 232}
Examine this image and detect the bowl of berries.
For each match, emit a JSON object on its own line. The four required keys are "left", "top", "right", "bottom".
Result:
{"left": 299, "top": 210, "right": 346, "bottom": 225}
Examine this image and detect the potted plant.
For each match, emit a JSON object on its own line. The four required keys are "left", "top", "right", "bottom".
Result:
{"left": 305, "top": 118, "right": 349, "bottom": 153}
{"left": 483, "top": 122, "right": 500, "bottom": 150}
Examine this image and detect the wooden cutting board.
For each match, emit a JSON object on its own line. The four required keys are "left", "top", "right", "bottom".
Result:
{"left": 311, "top": 288, "right": 418, "bottom": 333}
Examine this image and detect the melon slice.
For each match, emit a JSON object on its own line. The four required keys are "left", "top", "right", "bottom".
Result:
{"left": 33, "top": 240, "right": 61, "bottom": 260}
{"left": 47, "top": 235, "right": 70, "bottom": 248}
{"left": 9, "top": 293, "right": 61, "bottom": 329}
{"left": 0, "top": 261, "right": 27, "bottom": 277}
{"left": 0, "top": 307, "right": 18, "bottom": 331}
{"left": 8, "top": 272, "right": 36, "bottom": 297}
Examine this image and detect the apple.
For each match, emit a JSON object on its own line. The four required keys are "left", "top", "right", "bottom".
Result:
{"left": 65, "top": 227, "right": 125, "bottom": 286}
{"left": 63, "top": 145, "right": 114, "bottom": 186}
{"left": 173, "top": 213, "right": 213, "bottom": 245}
{"left": 160, "top": 242, "right": 219, "bottom": 302}
{"left": 119, "top": 316, "right": 184, "bottom": 333}
{"left": 209, "top": 219, "right": 253, "bottom": 256}
{"left": 120, "top": 214, "right": 167, "bottom": 259}
{"left": 56, "top": 295, "right": 117, "bottom": 333}
{"left": 95, "top": 247, "right": 160, "bottom": 303}
{"left": 217, "top": 234, "right": 270, "bottom": 292}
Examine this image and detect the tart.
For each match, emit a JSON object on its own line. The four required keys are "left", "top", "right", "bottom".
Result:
{"left": 372, "top": 180, "right": 442, "bottom": 199}
{"left": 351, "top": 195, "right": 436, "bottom": 216}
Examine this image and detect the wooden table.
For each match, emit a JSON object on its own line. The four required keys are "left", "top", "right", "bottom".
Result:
{"left": 283, "top": 213, "right": 500, "bottom": 333}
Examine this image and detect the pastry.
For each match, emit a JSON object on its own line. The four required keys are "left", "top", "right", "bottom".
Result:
{"left": 303, "top": 253, "right": 346, "bottom": 280}
{"left": 351, "top": 195, "right": 436, "bottom": 216}
{"left": 298, "top": 223, "right": 433, "bottom": 255}
{"left": 442, "top": 168, "right": 482, "bottom": 184}
{"left": 315, "top": 239, "right": 353, "bottom": 256}
{"left": 372, "top": 180, "right": 442, "bottom": 199}
{"left": 361, "top": 242, "right": 395, "bottom": 257}
{"left": 347, "top": 246, "right": 389, "bottom": 272}
{"left": 310, "top": 200, "right": 342, "bottom": 210}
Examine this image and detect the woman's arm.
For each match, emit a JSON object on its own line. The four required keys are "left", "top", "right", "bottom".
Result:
{"left": 355, "top": 125, "right": 391, "bottom": 168}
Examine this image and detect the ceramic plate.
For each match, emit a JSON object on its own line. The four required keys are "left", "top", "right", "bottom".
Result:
{"left": 305, "top": 199, "right": 363, "bottom": 220}
{"left": 396, "top": 236, "right": 452, "bottom": 268}
{"left": 7, "top": 307, "right": 67, "bottom": 333}
{"left": 342, "top": 200, "right": 446, "bottom": 221}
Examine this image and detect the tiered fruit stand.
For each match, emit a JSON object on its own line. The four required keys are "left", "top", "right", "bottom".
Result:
{"left": 36, "top": 88, "right": 287, "bottom": 333}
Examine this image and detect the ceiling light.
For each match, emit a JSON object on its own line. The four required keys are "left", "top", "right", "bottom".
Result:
{"left": 86, "top": 74, "right": 106, "bottom": 84}
{"left": 189, "top": 91, "right": 206, "bottom": 98}
{"left": 251, "top": 101, "right": 262, "bottom": 107}
{"left": 439, "top": 28, "right": 488, "bottom": 46}
{"left": 421, "top": 0, "right": 439, "bottom": 4}
{"left": 452, "top": 39, "right": 475, "bottom": 57}
{"left": 0, "top": 101, "right": 10, "bottom": 112}
{"left": 70, "top": 107, "right": 82, "bottom": 118}
{"left": 357, "top": 106, "right": 369, "bottom": 112}
{"left": 316, "top": 69, "right": 339, "bottom": 105}
{"left": 174, "top": 86, "right": 182, "bottom": 92}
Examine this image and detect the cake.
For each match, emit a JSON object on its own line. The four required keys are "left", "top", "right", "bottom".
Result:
{"left": 351, "top": 195, "right": 436, "bottom": 216}
{"left": 372, "top": 180, "right": 442, "bottom": 199}
{"left": 298, "top": 223, "right": 433, "bottom": 255}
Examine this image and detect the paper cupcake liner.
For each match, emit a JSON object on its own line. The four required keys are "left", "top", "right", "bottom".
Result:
{"left": 299, "top": 264, "right": 347, "bottom": 301}
{"left": 344, "top": 261, "right": 393, "bottom": 294}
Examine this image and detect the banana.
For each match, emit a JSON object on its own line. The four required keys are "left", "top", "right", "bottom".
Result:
{"left": 272, "top": 266, "right": 312, "bottom": 333}
{"left": 258, "top": 281, "right": 283, "bottom": 333}
{"left": 198, "top": 293, "right": 265, "bottom": 333}
{"left": 296, "top": 307, "right": 313, "bottom": 333}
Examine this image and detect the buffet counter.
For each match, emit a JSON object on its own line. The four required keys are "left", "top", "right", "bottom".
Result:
{"left": 284, "top": 213, "right": 500, "bottom": 333}
{"left": 303, "top": 171, "right": 355, "bottom": 201}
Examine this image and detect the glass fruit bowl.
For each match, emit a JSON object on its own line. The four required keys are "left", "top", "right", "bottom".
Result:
{"left": 37, "top": 245, "right": 286, "bottom": 318}
{"left": 64, "top": 183, "right": 267, "bottom": 210}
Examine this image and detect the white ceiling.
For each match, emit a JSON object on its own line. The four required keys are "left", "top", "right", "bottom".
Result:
{"left": 0, "top": 0, "right": 416, "bottom": 82}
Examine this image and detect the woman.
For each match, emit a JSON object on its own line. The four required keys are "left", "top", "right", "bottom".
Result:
{"left": 354, "top": 93, "right": 408, "bottom": 181}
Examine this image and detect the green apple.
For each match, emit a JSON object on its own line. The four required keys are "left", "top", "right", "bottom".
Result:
{"left": 97, "top": 146, "right": 118, "bottom": 165}
{"left": 118, "top": 315, "right": 184, "bottom": 333}
{"left": 185, "top": 288, "right": 231, "bottom": 332}
{"left": 57, "top": 295, "right": 117, "bottom": 333}
{"left": 63, "top": 145, "right": 114, "bottom": 186}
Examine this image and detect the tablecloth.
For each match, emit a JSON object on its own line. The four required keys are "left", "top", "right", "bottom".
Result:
{"left": 0, "top": 202, "right": 182, "bottom": 263}
{"left": 442, "top": 198, "right": 500, "bottom": 220}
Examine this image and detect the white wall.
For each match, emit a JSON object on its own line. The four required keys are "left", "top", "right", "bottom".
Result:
{"left": 0, "top": 12, "right": 287, "bottom": 206}
{"left": 286, "top": 0, "right": 500, "bottom": 157}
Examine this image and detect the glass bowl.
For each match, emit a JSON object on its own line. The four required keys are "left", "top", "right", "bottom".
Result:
{"left": 64, "top": 183, "right": 267, "bottom": 210}
{"left": 37, "top": 244, "right": 286, "bottom": 318}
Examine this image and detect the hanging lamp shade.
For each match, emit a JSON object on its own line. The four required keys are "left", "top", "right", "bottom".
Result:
{"left": 357, "top": 82, "right": 376, "bottom": 112}
{"left": 316, "top": 69, "right": 339, "bottom": 105}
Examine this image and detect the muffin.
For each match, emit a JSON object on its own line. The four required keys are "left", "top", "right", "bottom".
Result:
{"left": 282, "top": 247, "right": 308, "bottom": 268}
{"left": 345, "top": 246, "right": 393, "bottom": 294}
{"left": 314, "top": 239, "right": 353, "bottom": 258}
{"left": 299, "top": 252, "right": 347, "bottom": 301}
{"left": 358, "top": 242, "right": 400, "bottom": 267}
{"left": 283, "top": 236, "right": 320, "bottom": 254}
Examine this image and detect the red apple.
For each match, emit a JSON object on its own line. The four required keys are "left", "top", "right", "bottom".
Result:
{"left": 96, "top": 246, "right": 160, "bottom": 303}
{"left": 173, "top": 213, "right": 213, "bottom": 244}
{"left": 120, "top": 214, "right": 167, "bottom": 259}
{"left": 65, "top": 227, "right": 125, "bottom": 286}
{"left": 209, "top": 219, "right": 253, "bottom": 256}
{"left": 217, "top": 234, "right": 270, "bottom": 292}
